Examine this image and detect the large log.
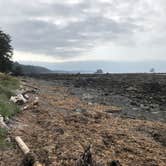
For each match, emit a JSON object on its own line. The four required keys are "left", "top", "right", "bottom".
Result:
{"left": 15, "top": 136, "right": 30, "bottom": 154}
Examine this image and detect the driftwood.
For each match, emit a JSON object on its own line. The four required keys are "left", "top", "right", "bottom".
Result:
{"left": 23, "top": 97, "right": 39, "bottom": 111}
{"left": 22, "top": 90, "right": 36, "bottom": 96}
{"left": 15, "top": 136, "right": 43, "bottom": 166}
{"left": 15, "top": 136, "right": 30, "bottom": 154}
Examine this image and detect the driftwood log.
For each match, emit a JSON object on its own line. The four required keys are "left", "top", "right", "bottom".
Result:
{"left": 15, "top": 136, "right": 30, "bottom": 154}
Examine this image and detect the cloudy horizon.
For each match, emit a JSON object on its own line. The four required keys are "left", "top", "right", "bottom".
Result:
{"left": 1, "top": 0, "right": 166, "bottom": 72}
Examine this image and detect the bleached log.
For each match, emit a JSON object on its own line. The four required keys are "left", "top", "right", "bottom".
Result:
{"left": 15, "top": 136, "right": 30, "bottom": 154}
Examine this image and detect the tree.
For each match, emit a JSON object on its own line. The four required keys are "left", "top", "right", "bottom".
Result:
{"left": 95, "top": 69, "right": 103, "bottom": 74}
{"left": 12, "top": 64, "right": 23, "bottom": 76}
{"left": 150, "top": 68, "right": 155, "bottom": 73}
{"left": 0, "top": 30, "right": 13, "bottom": 72}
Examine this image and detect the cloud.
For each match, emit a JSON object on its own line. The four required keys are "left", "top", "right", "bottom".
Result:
{"left": 0, "top": 0, "right": 166, "bottom": 62}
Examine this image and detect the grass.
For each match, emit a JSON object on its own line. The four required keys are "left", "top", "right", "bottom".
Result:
{"left": 0, "top": 128, "right": 11, "bottom": 149}
{"left": 0, "top": 101, "right": 20, "bottom": 118}
{"left": 0, "top": 73, "right": 20, "bottom": 149}
{"left": 0, "top": 73, "right": 20, "bottom": 118}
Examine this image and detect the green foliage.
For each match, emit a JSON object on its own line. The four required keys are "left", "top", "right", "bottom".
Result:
{"left": 12, "top": 65, "right": 23, "bottom": 76}
{"left": 0, "top": 128, "right": 11, "bottom": 149}
{"left": 0, "top": 73, "right": 19, "bottom": 90}
{"left": 0, "top": 73, "right": 20, "bottom": 148}
{"left": 0, "top": 75, "right": 19, "bottom": 117}
{"left": 0, "top": 30, "right": 13, "bottom": 73}
{"left": 0, "top": 74, "right": 20, "bottom": 117}
{"left": 0, "top": 101, "right": 20, "bottom": 118}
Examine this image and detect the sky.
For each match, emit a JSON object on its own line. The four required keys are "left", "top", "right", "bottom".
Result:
{"left": 0, "top": 0, "right": 166, "bottom": 72}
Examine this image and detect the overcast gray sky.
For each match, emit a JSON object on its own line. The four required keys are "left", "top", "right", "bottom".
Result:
{"left": 1, "top": 0, "right": 166, "bottom": 72}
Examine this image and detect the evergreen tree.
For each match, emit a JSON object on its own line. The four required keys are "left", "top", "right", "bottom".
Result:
{"left": 0, "top": 30, "right": 13, "bottom": 72}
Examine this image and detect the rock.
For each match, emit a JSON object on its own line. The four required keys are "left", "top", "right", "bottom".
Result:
{"left": 102, "top": 134, "right": 114, "bottom": 147}
{"left": 130, "top": 101, "right": 138, "bottom": 106}
{"left": 143, "top": 82, "right": 161, "bottom": 93}
{"left": 88, "top": 102, "right": 93, "bottom": 105}
{"left": 152, "top": 111, "right": 159, "bottom": 114}
{"left": 132, "top": 107, "right": 138, "bottom": 111}
{"left": 54, "top": 128, "right": 64, "bottom": 135}
{"left": 74, "top": 108, "right": 86, "bottom": 113}
{"left": 43, "top": 145, "right": 55, "bottom": 153}
{"left": 0, "top": 115, "right": 9, "bottom": 129}
{"left": 23, "top": 105, "right": 29, "bottom": 110}
{"left": 140, "top": 104, "right": 150, "bottom": 110}
{"left": 5, "top": 137, "right": 11, "bottom": 143}
{"left": 82, "top": 93, "right": 93, "bottom": 100}
{"left": 22, "top": 97, "right": 39, "bottom": 110}
{"left": 21, "top": 152, "right": 37, "bottom": 166}
{"left": 24, "top": 94, "right": 29, "bottom": 99}
{"left": 107, "top": 160, "right": 121, "bottom": 166}
{"left": 126, "top": 87, "right": 137, "bottom": 92}
{"left": 105, "top": 109, "right": 121, "bottom": 114}
{"left": 150, "top": 104, "right": 159, "bottom": 109}
{"left": 33, "top": 97, "right": 39, "bottom": 105}
{"left": 4, "top": 117, "right": 9, "bottom": 123}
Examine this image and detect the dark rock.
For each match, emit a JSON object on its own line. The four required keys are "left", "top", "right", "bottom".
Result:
{"left": 102, "top": 133, "right": 114, "bottom": 147}
{"left": 21, "top": 153, "right": 36, "bottom": 166}
{"left": 107, "top": 160, "right": 121, "bottom": 166}
{"left": 54, "top": 128, "right": 64, "bottom": 135}
{"left": 152, "top": 132, "right": 166, "bottom": 146}
{"left": 130, "top": 101, "right": 138, "bottom": 106}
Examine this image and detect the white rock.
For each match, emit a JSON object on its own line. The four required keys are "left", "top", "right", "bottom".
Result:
{"left": 126, "top": 87, "right": 138, "bottom": 91}
{"left": 24, "top": 94, "right": 29, "bottom": 99}
{"left": 0, "top": 115, "right": 9, "bottom": 129}
{"left": 10, "top": 94, "right": 27, "bottom": 104}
